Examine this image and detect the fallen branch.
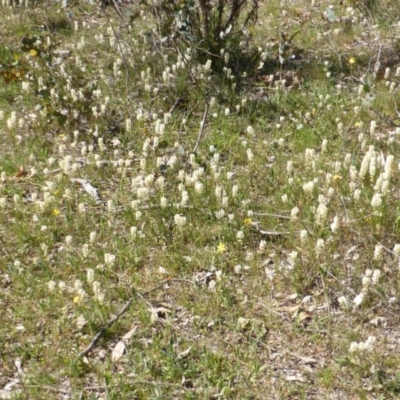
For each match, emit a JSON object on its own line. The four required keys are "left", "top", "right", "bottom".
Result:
{"left": 369, "top": 107, "right": 400, "bottom": 127}
{"left": 78, "top": 279, "right": 195, "bottom": 358}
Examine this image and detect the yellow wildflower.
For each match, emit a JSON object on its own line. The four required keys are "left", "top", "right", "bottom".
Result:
{"left": 243, "top": 218, "right": 252, "bottom": 225}
{"left": 30, "top": 49, "right": 37, "bottom": 57}
{"left": 349, "top": 57, "right": 356, "bottom": 65}
{"left": 217, "top": 242, "right": 226, "bottom": 254}
{"left": 332, "top": 175, "right": 342, "bottom": 183}
{"left": 52, "top": 209, "right": 60, "bottom": 216}
{"left": 73, "top": 295, "right": 81, "bottom": 304}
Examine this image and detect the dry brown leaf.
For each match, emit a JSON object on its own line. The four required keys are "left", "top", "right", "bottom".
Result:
{"left": 176, "top": 346, "right": 192, "bottom": 360}
{"left": 28, "top": 167, "right": 36, "bottom": 178}
{"left": 70, "top": 178, "right": 102, "bottom": 204}
{"left": 301, "top": 295, "right": 312, "bottom": 304}
{"left": 76, "top": 314, "right": 87, "bottom": 330}
{"left": 122, "top": 325, "right": 138, "bottom": 340}
{"left": 289, "top": 352, "right": 317, "bottom": 364}
{"left": 111, "top": 340, "right": 126, "bottom": 363}
{"left": 285, "top": 375, "right": 307, "bottom": 383}
{"left": 298, "top": 311, "right": 312, "bottom": 322}
{"left": 15, "top": 166, "right": 26, "bottom": 178}
{"left": 275, "top": 304, "right": 301, "bottom": 313}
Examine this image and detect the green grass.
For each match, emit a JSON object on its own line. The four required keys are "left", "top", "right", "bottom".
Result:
{"left": 1, "top": 0, "right": 400, "bottom": 398}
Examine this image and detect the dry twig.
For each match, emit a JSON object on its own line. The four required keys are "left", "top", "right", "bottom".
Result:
{"left": 78, "top": 279, "right": 195, "bottom": 357}
{"left": 193, "top": 102, "right": 210, "bottom": 154}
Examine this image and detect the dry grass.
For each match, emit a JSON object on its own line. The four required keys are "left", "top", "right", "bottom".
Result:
{"left": 1, "top": 0, "right": 400, "bottom": 399}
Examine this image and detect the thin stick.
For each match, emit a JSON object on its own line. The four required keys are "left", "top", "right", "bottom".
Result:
{"left": 78, "top": 299, "right": 134, "bottom": 358}
{"left": 252, "top": 212, "right": 291, "bottom": 220}
{"left": 168, "top": 97, "right": 182, "bottom": 114}
{"left": 15, "top": 360, "right": 29, "bottom": 400}
{"left": 78, "top": 279, "right": 195, "bottom": 358}
{"left": 319, "top": 265, "right": 356, "bottom": 296}
{"left": 369, "top": 107, "right": 400, "bottom": 127}
{"left": 193, "top": 102, "right": 209, "bottom": 154}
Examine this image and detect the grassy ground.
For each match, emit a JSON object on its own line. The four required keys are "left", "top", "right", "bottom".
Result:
{"left": 1, "top": 0, "right": 400, "bottom": 398}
